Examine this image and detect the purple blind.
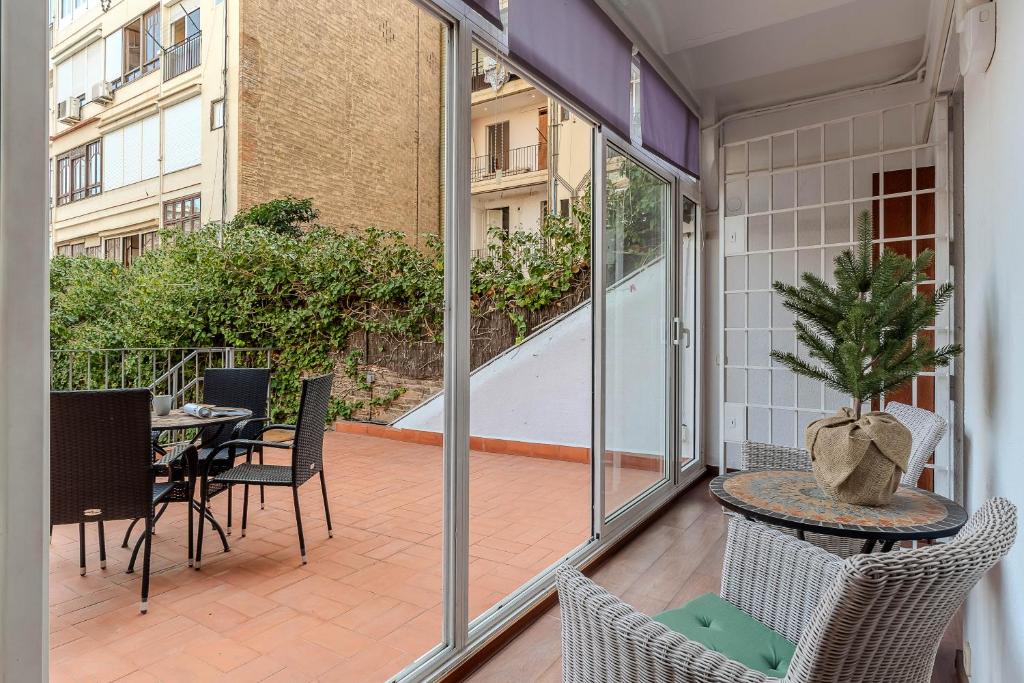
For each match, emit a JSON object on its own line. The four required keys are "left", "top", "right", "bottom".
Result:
{"left": 638, "top": 56, "right": 700, "bottom": 177}
{"left": 465, "top": 0, "right": 502, "bottom": 28}
{"left": 509, "top": 0, "right": 632, "bottom": 139}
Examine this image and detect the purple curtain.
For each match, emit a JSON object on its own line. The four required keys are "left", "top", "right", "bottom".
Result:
{"left": 465, "top": 0, "right": 502, "bottom": 28}
{"left": 638, "top": 56, "right": 700, "bottom": 177}
{"left": 509, "top": 0, "right": 632, "bottom": 139}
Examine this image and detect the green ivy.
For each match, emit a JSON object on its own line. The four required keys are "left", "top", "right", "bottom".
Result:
{"left": 50, "top": 195, "right": 592, "bottom": 421}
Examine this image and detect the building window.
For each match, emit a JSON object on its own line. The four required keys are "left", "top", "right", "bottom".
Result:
{"left": 211, "top": 99, "right": 225, "bottom": 130}
{"left": 559, "top": 198, "right": 570, "bottom": 217}
{"left": 171, "top": 7, "right": 201, "bottom": 45}
{"left": 103, "top": 237, "right": 121, "bottom": 261}
{"left": 163, "top": 193, "right": 202, "bottom": 232}
{"left": 55, "top": 242, "right": 85, "bottom": 257}
{"left": 116, "top": 7, "right": 160, "bottom": 87}
{"left": 122, "top": 234, "right": 142, "bottom": 267}
{"left": 85, "top": 245, "right": 101, "bottom": 258}
{"left": 55, "top": 139, "right": 102, "bottom": 205}
{"left": 485, "top": 207, "right": 510, "bottom": 239}
{"left": 141, "top": 230, "right": 159, "bottom": 254}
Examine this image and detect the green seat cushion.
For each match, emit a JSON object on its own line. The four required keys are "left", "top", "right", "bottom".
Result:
{"left": 653, "top": 593, "right": 796, "bottom": 677}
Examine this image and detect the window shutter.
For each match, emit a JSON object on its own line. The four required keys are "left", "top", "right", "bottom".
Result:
{"left": 103, "top": 129, "right": 124, "bottom": 190}
{"left": 637, "top": 56, "right": 700, "bottom": 177}
{"left": 105, "top": 30, "right": 122, "bottom": 82}
{"left": 141, "top": 115, "right": 160, "bottom": 180}
{"left": 71, "top": 49, "right": 87, "bottom": 98}
{"left": 86, "top": 41, "right": 104, "bottom": 95}
{"left": 122, "top": 121, "right": 142, "bottom": 185}
{"left": 56, "top": 60, "right": 72, "bottom": 103}
{"left": 163, "top": 97, "right": 201, "bottom": 172}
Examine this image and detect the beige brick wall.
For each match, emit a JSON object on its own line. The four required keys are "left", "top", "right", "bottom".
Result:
{"left": 238, "top": 0, "right": 445, "bottom": 247}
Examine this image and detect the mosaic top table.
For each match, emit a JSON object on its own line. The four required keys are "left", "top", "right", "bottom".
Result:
{"left": 709, "top": 469, "right": 968, "bottom": 554}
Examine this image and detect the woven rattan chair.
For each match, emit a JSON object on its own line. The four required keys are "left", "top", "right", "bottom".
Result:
{"left": 122, "top": 368, "right": 273, "bottom": 562}
{"left": 557, "top": 497, "right": 1016, "bottom": 683}
{"left": 741, "top": 401, "right": 948, "bottom": 557}
{"left": 195, "top": 373, "right": 333, "bottom": 566}
{"left": 51, "top": 389, "right": 173, "bottom": 613}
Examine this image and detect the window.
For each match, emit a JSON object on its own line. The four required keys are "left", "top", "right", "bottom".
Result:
{"left": 54, "top": 242, "right": 84, "bottom": 257}
{"left": 163, "top": 193, "right": 201, "bottom": 232}
{"left": 122, "top": 234, "right": 142, "bottom": 267}
{"left": 141, "top": 230, "right": 159, "bottom": 253}
{"left": 85, "top": 245, "right": 101, "bottom": 258}
{"left": 60, "top": 0, "right": 71, "bottom": 19}
{"left": 559, "top": 198, "right": 570, "bottom": 217}
{"left": 116, "top": 7, "right": 160, "bottom": 87}
{"left": 171, "top": 7, "right": 200, "bottom": 45}
{"left": 55, "top": 139, "right": 102, "bottom": 205}
{"left": 103, "top": 115, "right": 159, "bottom": 191}
{"left": 163, "top": 97, "right": 202, "bottom": 172}
{"left": 485, "top": 206, "right": 510, "bottom": 239}
{"left": 486, "top": 121, "right": 510, "bottom": 173}
{"left": 103, "top": 237, "right": 120, "bottom": 261}
{"left": 211, "top": 99, "right": 225, "bottom": 130}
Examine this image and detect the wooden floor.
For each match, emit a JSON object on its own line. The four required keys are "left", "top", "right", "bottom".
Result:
{"left": 464, "top": 475, "right": 962, "bottom": 683}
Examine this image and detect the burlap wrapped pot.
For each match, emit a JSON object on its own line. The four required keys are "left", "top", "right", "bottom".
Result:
{"left": 805, "top": 407, "right": 912, "bottom": 506}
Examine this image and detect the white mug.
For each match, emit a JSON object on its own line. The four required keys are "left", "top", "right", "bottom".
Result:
{"left": 152, "top": 395, "right": 173, "bottom": 416}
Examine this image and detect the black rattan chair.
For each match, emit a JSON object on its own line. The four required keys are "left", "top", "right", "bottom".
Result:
{"left": 196, "top": 374, "right": 333, "bottom": 566}
{"left": 51, "top": 389, "right": 171, "bottom": 613}
{"left": 122, "top": 367, "right": 273, "bottom": 556}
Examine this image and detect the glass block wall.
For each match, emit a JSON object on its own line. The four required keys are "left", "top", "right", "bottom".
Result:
{"left": 719, "top": 98, "right": 952, "bottom": 493}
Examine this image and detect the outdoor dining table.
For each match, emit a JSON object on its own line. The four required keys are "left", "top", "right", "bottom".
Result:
{"left": 709, "top": 469, "right": 969, "bottom": 554}
{"left": 149, "top": 406, "right": 252, "bottom": 565}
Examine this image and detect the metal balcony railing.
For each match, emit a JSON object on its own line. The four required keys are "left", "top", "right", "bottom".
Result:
{"left": 50, "top": 347, "right": 272, "bottom": 409}
{"left": 471, "top": 144, "right": 543, "bottom": 182}
{"left": 164, "top": 32, "right": 201, "bottom": 82}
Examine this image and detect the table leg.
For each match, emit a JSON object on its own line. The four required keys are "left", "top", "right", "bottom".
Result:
{"left": 797, "top": 529, "right": 805, "bottom": 541}
{"left": 861, "top": 539, "right": 876, "bottom": 554}
{"left": 881, "top": 540, "right": 897, "bottom": 552}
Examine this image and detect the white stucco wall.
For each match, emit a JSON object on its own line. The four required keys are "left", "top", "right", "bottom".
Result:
{"left": 961, "top": 2, "right": 1024, "bottom": 679}
{"left": 396, "top": 260, "right": 667, "bottom": 455}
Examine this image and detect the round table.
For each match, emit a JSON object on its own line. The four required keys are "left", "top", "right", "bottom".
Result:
{"left": 709, "top": 469, "right": 968, "bottom": 554}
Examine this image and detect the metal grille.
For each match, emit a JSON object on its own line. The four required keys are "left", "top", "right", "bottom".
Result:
{"left": 719, "top": 98, "right": 953, "bottom": 495}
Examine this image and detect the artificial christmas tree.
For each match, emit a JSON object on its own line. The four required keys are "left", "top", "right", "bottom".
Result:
{"left": 772, "top": 210, "right": 961, "bottom": 505}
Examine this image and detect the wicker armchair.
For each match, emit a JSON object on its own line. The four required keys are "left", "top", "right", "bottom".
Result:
{"left": 557, "top": 497, "right": 1016, "bottom": 683}
{"left": 51, "top": 389, "right": 173, "bottom": 613}
{"left": 196, "top": 373, "right": 334, "bottom": 566}
{"left": 741, "top": 401, "right": 948, "bottom": 557}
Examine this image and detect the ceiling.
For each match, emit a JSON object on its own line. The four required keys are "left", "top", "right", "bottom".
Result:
{"left": 610, "top": 0, "right": 939, "bottom": 117}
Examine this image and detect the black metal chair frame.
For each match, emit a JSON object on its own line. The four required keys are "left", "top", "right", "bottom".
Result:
{"left": 123, "top": 368, "right": 273, "bottom": 567}
{"left": 196, "top": 374, "right": 334, "bottom": 567}
{"left": 51, "top": 388, "right": 170, "bottom": 613}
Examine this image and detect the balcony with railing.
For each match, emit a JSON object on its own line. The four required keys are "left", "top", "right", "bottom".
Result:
{"left": 470, "top": 144, "right": 545, "bottom": 184}
{"left": 164, "top": 32, "right": 201, "bottom": 82}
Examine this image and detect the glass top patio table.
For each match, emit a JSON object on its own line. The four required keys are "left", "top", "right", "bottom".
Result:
{"left": 710, "top": 469, "right": 968, "bottom": 554}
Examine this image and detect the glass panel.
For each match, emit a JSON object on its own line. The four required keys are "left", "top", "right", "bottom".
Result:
{"left": 468, "top": 46, "right": 595, "bottom": 624}
{"left": 772, "top": 133, "right": 794, "bottom": 169}
{"left": 797, "top": 127, "right": 822, "bottom": 165}
{"left": 824, "top": 120, "right": 850, "bottom": 161}
{"left": 604, "top": 145, "right": 669, "bottom": 518}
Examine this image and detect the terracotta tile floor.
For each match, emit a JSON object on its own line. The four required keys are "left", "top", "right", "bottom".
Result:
{"left": 49, "top": 432, "right": 658, "bottom": 682}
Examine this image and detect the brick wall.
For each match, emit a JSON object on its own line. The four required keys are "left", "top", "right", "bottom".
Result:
{"left": 238, "top": 0, "right": 445, "bottom": 247}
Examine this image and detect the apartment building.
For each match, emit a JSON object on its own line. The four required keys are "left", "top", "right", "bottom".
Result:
{"left": 49, "top": 0, "right": 444, "bottom": 260}
{"left": 470, "top": 48, "right": 593, "bottom": 255}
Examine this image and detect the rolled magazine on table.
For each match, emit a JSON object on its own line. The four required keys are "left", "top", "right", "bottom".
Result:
{"left": 182, "top": 403, "right": 248, "bottom": 418}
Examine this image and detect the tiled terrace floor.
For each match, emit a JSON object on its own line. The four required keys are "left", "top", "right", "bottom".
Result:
{"left": 49, "top": 431, "right": 657, "bottom": 682}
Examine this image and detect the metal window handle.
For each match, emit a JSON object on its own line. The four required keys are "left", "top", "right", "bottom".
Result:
{"left": 672, "top": 319, "right": 691, "bottom": 348}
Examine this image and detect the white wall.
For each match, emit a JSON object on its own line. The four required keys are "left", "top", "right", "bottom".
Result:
{"left": 398, "top": 260, "right": 668, "bottom": 455}
{"left": 961, "top": 1, "right": 1024, "bottom": 679}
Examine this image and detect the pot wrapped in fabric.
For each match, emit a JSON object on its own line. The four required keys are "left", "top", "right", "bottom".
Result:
{"left": 805, "top": 408, "right": 912, "bottom": 506}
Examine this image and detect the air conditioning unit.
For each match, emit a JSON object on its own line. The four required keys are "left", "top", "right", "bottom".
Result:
{"left": 57, "top": 97, "right": 81, "bottom": 124}
{"left": 91, "top": 81, "right": 114, "bottom": 105}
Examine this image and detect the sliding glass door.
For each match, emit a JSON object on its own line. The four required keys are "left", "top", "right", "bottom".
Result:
{"left": 602, "top": 145, "right": 673, "bottom": 517}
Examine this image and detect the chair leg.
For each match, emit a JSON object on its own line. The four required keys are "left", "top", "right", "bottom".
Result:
{"left": 152, "top": 502, "right": 168, "bottom": 534}
{"left": 259, "top": 446, "right": 265, "bottom": 510}
{"left": 226, "top": 484, "right": 233, "bottom": 535}
{"left": 78, "top": 523, "right": 86, "bottom": 576}
{"left": 140, "top": 513, "right": 153, "bottom": 614}
{"left": 319, "top": 470, "right": 333, "bottom": 539}
{"left": 292, "top": 486, "right": 306, "bottom": 565}
{"left": 241, "top": 483, "right": 250, "bottom": 538}
{"left": 187, "top": 485, "right": 195, "bottom": 567}
{"left": 203, "top": 505, "right": 230, "bottom": 552}
{"left": 97, "top": 520, "right": 107, "bottom": 569}
{"left": 121, "top": 517, "right": 141, "bottom": 548}
{"left": 195, "top": 479, "right": 209, "bottom": 569}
